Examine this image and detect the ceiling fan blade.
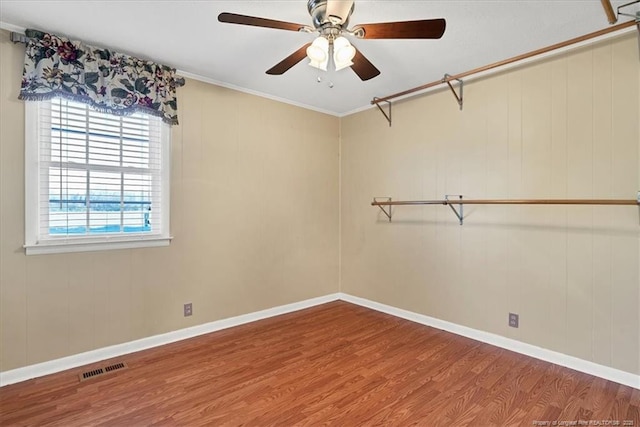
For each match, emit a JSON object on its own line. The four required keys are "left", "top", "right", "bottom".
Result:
{"left": 218, "top": 12, "right": 307, "bottom": 32}
{"left": 326, "top": 0, "right": 354, "bottom": 24}
{"left": 266, "top": 43, "right": 312, "bottom": 75}
{"left": 355, "top": 19, "right": 446, "bottom": 39}
{"left": 350, "top": 48, "right": 380, "bottom": 81}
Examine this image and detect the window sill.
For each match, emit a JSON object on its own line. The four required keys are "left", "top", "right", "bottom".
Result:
{"left": 24, "top": 236, "right": 173, "bottom": 255}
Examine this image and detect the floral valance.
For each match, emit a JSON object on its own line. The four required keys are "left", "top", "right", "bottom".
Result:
{"left": 19, "top": 29, "right": 184, "bottom": 125}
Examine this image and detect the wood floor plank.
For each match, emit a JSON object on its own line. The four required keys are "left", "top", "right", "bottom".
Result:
{"left": 1, "top": 301, "right": 638, "bottom": 426}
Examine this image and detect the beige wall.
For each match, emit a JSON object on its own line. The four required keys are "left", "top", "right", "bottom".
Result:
{"left": 1, "top": 27, "right": 638, "bottom": 379}
{"left": 0, "top": 30, "right": 339, "bottom": 371}
{"left": 340, "top": 34, "right": 640, "bottom": 375}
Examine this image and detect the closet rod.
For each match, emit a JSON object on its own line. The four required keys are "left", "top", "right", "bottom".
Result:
{"left": 372, "top": 199, "right": 639, "bottom": 206}
{"left": 370, "top": 20, "right": 636, "bottom": 106}
{"left": 372, "top": 195, "right": 639, "bottom": 224}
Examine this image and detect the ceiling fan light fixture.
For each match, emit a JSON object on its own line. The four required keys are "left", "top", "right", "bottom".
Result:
{"left": 333, "top": 36, "right": 355, "bottom": 71}
{"left": 309, "top": 58, "right": 329, "bottom": 71}
{"left": 306, "top": 36, "right": 329, "bottom": 70}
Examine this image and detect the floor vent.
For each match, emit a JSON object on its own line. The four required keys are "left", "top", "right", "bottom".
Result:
{"left": 104, "top": 362, "right": 126, "bottom": 373}
{"left": 79, "top": 362, "right": 128, "bottom": 382}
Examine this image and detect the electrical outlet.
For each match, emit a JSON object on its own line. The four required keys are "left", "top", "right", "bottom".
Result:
{"left": 509, "top": 312, "right": 519, "bottom": 328}
{"left": 184, "top": 303, "right": 193, "bottom": 317}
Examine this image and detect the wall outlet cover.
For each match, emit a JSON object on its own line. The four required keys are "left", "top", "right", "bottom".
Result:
{"left": 509, "top": 312, "right": 519, "bottom": 328}
{"left": 184, "top": 303, "right": 193, "bottom": 317}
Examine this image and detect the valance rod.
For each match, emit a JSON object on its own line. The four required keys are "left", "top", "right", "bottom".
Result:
{"left": 370, "top": 20, "right": 636, "bottom": 106}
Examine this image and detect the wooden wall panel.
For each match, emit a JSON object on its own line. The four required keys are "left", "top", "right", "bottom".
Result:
{"left": 341, "top": 34, "right": 640, "bottom": 375}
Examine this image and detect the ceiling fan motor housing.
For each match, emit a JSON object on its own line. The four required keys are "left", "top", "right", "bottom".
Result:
{"left": 307, "top": 0, "right": 354, "bottom": 29}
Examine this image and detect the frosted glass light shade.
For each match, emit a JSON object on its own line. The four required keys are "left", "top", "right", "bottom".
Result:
{"left": 333, "top": 36, "right": 355, "bottom": 71}
{"left": 307, "top": 37, "right": 329, "bottom": 71}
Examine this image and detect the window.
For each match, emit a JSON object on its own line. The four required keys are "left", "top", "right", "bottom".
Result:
{"left": 25, "top": 98, "right": 171, "bottom": 254}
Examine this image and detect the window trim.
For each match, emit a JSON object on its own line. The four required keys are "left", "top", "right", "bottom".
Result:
{"left": 24, "top": 101, "right": 172, "bottom": 255}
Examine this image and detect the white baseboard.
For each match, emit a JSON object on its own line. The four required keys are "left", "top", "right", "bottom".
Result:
{"left": 338, "top": 293, "right": 640, "bottom": 390}
{"left": 3, "top": 292, "right": 638, "bottom": 390}
{"left": 0, "top": 293, "right": 341, "bottom": 387}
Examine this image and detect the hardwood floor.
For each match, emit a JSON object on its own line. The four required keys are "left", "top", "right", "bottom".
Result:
{"left": 1, "top": 301, "right": 638, "bottom": 426}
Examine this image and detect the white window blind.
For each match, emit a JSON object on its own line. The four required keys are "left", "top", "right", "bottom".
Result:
{"left": 25, "top": 98, "right": 171, "bottom": 254}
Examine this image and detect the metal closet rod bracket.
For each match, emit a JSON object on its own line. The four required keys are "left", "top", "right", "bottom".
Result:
{"left": 617, "top": 0, "right": 640, "bottom": 20}
{"left": 371, "top": 196, "right": 465, "bottom": 224}
{"left": 372, "top": 97, "right": 392, "bottom": 127}
{"left": 445, "top": 195, "right": 464, "bottom": 225}
{"left": 443, "top": 74, "right": 464, "bottom": 111}
{"left": 374, "top": 197, "right": 393, "bottom": 221}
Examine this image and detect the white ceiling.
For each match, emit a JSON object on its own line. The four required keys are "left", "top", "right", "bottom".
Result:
{"left": 0, "top": 1, "right": 637, "bottom": 116}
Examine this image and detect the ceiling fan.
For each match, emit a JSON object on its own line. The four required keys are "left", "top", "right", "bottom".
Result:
{"left": 218, "top": 0, "right": 446, "bottom": 81}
